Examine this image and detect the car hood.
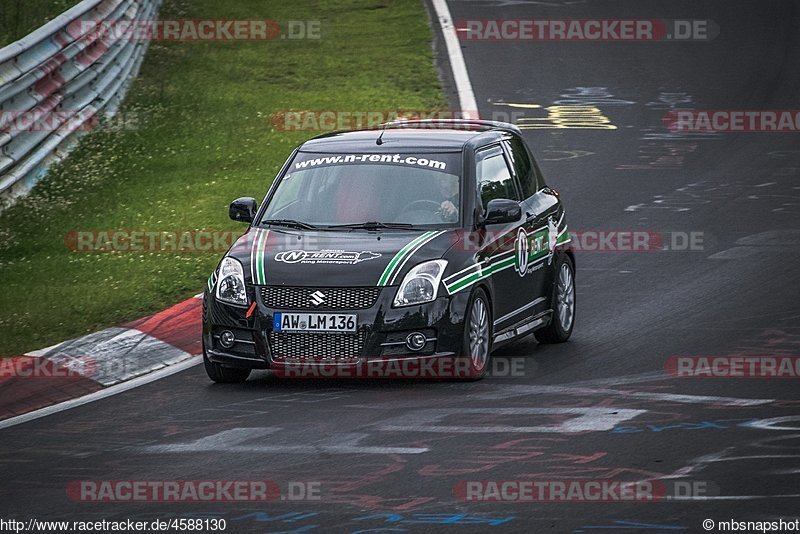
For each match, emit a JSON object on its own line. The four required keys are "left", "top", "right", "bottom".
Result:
{"left": 227, "top": 227, "right": 456, "bottom": 287}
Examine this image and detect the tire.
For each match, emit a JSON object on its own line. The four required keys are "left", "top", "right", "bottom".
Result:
{"left": 203, "top": 345, "right": 251, "bottom": 383}
{"left": 535, "top": 254, "right": 576, "bottom": 344}
{"left": 460, "top": 287, "right": 492, "bottom": 380}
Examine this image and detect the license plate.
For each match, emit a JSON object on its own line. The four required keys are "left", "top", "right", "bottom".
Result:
{"left": 273, "top": 312, "right": 357, "bottom": 333}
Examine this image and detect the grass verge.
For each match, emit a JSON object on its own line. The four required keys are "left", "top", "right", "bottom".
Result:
{"left": 0, "top": 0, "right": 446, "bottom": 355}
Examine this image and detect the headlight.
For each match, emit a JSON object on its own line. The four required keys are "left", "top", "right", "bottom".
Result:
{"left": 215, "top": 257, "right": 248, "bottom": 306}
{"left": 393, "top": 260, "right": 448, "bottom": 307}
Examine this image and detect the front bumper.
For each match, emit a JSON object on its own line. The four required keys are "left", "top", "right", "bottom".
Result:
{"left": 202, "top": 285, "right": 470, "bottom": 371}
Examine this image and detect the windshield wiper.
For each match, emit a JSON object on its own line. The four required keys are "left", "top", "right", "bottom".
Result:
{"left": 261, "top": 219, "right": 318, "bottom": 230}
{"left": 327, "top": 221, "right": 416, "bottom": 230}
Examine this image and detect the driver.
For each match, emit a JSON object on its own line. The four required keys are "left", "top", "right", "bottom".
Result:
{"left": 437, "top": 175, "right": 459, "bottom": 222}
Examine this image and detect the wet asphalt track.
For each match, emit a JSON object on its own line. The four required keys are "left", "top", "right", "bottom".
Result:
{"left": 2, "top": 1, "right": 800, "bottom": 532}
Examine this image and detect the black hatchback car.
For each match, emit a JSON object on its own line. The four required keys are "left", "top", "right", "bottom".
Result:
{"left": 203, "top": 119, "right": 575, "bottom": 381}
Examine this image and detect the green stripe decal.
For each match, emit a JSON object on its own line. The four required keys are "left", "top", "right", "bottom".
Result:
{"left": 377, "top": 231, "right": 434, "bottom": 286}
{"left": 388, "top": 230, "right": 444, "bottom": 285}
{"left": 250, "top": 229, "right": 269, "bottom": 285}
{"left": 251, "top": 230, "right": 259, "bottom": 284}
{"left": 444, "top": 221, "right": 570, "bottom": 295}
{"left": 447, "top": 272, "right": 483, "bottom": 293}
{"left": 257, "top": 230, "right": 269, "bottom": 285}
{"left": 557, "top": 226, "right": 570, "bottom": 245}
{"left": 529, "top": 249, "right": 549, "bottom": 262}
{"left": 445, "top": 256, "right": 515, "bottom": 294}
{"left": 249, "top": 229, "right": 261, "bottom": 282}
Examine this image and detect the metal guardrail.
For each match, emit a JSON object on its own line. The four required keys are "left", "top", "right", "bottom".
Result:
{"left": 0, "top": 0, "right": 161, "bottom": 205}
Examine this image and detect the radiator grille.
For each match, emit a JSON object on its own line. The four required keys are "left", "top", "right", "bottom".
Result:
{"left": 269, "top": 331, "right": 366, "bottom": 363}
{"left": 260, "top": 286, "right": 381, "bottom": 310}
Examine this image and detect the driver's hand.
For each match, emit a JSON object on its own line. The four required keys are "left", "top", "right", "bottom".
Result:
{"left": 440, "top": 200, "right": 457, "bottom": 221}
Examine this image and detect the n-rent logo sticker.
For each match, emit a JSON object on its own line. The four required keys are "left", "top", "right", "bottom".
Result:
{"left": 514, "top": 228, "right": 529, "bottom": 277}
{"left": 274, "top": 249, "right": 381, "bottom": 265}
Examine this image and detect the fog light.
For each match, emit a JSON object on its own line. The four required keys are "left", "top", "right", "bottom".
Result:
{"left": 405, "top": 332, "right": 427, "bottom": 352}
{"left": 219, "top": 330, "right": 236, "bottom": 349}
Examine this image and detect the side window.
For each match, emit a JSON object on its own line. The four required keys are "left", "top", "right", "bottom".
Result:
{"left": 531, "top": 157, "right": 546, "bottom": 191}
{"left": 503, "top": 137, "right": 537, "bottom": 198}
{"left": 476, "top": 146, "right": 518, "bottom": 209}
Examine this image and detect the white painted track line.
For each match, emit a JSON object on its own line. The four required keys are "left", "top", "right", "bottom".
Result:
{"left": 431, "top": 0, "right": 479, "bottom": 118}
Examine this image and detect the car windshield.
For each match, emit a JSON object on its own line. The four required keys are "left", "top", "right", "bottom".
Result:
{"left": 259, "top": 151, "right": 462, "bottom": 228}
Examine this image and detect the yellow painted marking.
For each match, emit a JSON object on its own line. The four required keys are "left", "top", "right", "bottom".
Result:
{"left": 493, "top": 102, "right": 617, "bottom": 130}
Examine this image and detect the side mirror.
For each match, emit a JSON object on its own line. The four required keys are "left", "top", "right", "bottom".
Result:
{"left": 484, "top": 198, "right": 522, "bottom": 225}
{"left": 229, "top": 197, "right": 257, "bottom": 223}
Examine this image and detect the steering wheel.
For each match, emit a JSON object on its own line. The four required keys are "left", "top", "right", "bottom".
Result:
{"left": 403, "top": 199, "right": 443, "bottom": 213}
{"left": 400, "top": 199, "right": 455, "bottom": 223}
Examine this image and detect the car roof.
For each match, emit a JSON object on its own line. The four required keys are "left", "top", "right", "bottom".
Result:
{"left": 299, "top": 128, "right": 504, "bottom": 153}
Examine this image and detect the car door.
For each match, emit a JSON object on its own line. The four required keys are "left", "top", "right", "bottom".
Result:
{"left": 504, "top": 136, "right": 561, "bottom": 312}
{"left": 474, "top": 144, "right": 528, "bottom": 326}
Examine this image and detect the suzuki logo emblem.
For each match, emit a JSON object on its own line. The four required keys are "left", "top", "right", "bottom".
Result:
{"left": 309, "top": 290, "right": 326, "bottom": 306}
